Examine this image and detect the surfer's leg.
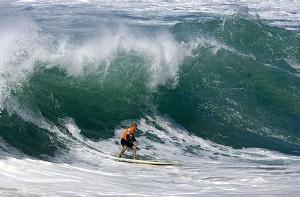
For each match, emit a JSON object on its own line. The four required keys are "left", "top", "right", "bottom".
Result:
{"left": 132, "top": 145, "right": 137, "bottom": 160}
{"left": 119, "top": 146, "right": 127, "bottom": 158}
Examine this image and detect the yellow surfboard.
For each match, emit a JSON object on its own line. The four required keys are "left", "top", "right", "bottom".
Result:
{"left": 113, "top": 157, "right": 178, "bottom": 166}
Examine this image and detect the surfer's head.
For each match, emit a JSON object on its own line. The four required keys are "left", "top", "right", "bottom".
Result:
{"left": 131, "top": 122, "right": 137, "bottom": 130}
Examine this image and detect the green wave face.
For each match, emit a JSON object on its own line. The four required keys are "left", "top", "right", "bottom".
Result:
{"left": 159, "top": 17, "right": 300, "bottom": 154}
{"left": 1, "top": 16, "right": 300, "bottom": 157}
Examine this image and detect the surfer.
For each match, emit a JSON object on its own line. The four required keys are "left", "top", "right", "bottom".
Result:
{"left": 119, "top": 122, "right": 138, "bottom": 159}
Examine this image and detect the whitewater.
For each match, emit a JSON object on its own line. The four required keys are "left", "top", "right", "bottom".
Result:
{"left": 0, "top": 0, "right": 300, "bottom": 196}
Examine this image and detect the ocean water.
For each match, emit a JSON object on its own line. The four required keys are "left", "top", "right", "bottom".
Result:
{"left": 0, "top": 0, "right": 300, "bottom": 196}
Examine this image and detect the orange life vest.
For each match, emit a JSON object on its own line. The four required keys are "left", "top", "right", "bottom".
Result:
{"left": 122, "top": 127, "right": 136, "bottom": 140}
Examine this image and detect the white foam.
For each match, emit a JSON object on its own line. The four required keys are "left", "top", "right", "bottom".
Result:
{"left": 0, "top": 17, "right": 48, "bottom": 109}
{"left": 61, "top": 115, "right": 300, "bottom": 166}
{"left": 50, "top": 26, "right": 185, "bottom": 87}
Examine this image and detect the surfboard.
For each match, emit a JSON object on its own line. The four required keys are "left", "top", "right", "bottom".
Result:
{"left": 113, "top": 157, "right": 178, "bottom": 166}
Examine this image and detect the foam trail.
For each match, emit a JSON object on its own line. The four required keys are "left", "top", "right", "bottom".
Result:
{"left": 60, "top": 115, "right": 300, "bottom": 166}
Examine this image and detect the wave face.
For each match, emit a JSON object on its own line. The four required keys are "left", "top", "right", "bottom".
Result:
{"left": 159, "top": 17, "right": 300, "bottom": 155}
{"left": 1, "top": 14, "right": 299, "bottom": 157}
